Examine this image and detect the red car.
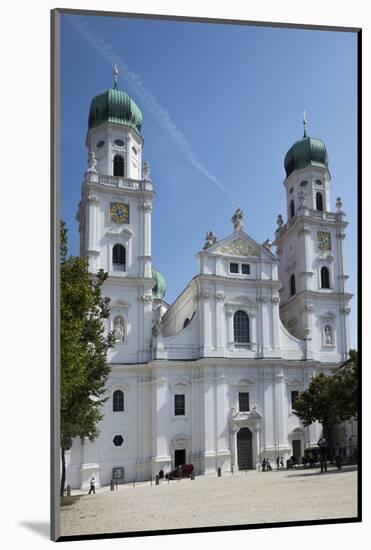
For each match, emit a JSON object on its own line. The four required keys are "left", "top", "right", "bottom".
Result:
{"left": 165, "top": 464, "right": 194, "bottom": 479}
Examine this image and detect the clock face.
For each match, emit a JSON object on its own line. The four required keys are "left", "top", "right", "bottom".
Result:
{"left": 317, "top": 231, "right": 331, "bottom": 250}
{"left": 110, "top": 202, "right": 129, "bottom": 224}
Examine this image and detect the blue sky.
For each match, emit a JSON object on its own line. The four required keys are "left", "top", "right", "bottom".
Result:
{"left": 61, "top": 14, "right": 358, "bottom": 347}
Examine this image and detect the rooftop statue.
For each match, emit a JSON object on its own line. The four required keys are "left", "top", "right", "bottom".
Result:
{"left": 231, "top": 207, "right": 243, "bottom": 231}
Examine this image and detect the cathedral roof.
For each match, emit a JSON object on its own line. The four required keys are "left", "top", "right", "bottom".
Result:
{"left": 284, "top": 135, "right": 329, "bottom": 179}
{"left": 88, "top": 86, "right": 143, "bottom": 134}
{"left": 152, "top": 267, "right": 166, "bottom": 300}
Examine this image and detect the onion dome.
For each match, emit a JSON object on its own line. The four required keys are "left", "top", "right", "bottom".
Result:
{"left": 284, "top": 113, "right": 329, "bottom": 178}
{"left": 88, "top": 66, "right": 142, "bottom": 133}
{"left": 152, "top": 267, "right": 166, "bottom": 300}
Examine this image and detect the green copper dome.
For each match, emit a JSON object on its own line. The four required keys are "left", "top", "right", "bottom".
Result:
{"left": 88, "top": 86, "right": 143, "bottom": 133}
{"left": 152, "top": 267, "right": 166, "bottom": 300}
{"left": 284, "top": 135, "right": 329, "bottom": 178}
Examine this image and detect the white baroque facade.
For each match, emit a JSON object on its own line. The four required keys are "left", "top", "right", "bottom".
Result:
{"left": 65, "top": 77, "right": 353, "bottom": 490}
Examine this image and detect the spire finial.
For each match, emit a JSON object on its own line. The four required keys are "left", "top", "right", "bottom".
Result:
{"left": 303, "top": 110, "right": 307, "bottom": 138}
{"left": 113, "top": 64, "right": 119, "bottom": 89}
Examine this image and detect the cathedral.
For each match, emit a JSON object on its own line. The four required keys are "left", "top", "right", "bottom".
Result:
{"left": 65, "top": 71, "right": 353, "bottom": 489}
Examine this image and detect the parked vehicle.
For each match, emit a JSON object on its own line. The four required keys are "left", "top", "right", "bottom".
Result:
{"left": 165, "top": 464, "right": 194, "bottom": 479}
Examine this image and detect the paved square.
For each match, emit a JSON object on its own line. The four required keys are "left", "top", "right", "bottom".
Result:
{"left": 61, "top": 465, "right": 358, "bottom": 537}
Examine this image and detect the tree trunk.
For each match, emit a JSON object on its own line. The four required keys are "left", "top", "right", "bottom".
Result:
{"left": 60, "top": 447, "right": 66, "bottom": 498}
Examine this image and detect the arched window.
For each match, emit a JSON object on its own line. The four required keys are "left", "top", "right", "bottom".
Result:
{"left": 320, "top": 266, "right": 330, "bottom": 289}
{"left": 290, "top": 274, "right": 296, "bottom": 296}
{"left": 316, "top": 192, "right": 324, "bottom": 211}
{"left": 290, "top": 200, "right": 295, "bottom": 218}
{"left": 113, "top": 154, "right": 125, "bottom": 177}
{"left": 324, "top": 325, "right": 333, "bottom": 346}
{"left": 233, "top": 310, "right": 250, "bottom": 345}
{"left": 113, "top": 390, "right": 124, "bottom": 412}
{"left": 112, "top": 244, "right": 126, "bottom": 271}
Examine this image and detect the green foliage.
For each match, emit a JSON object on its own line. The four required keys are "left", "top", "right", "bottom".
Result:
{"left": 60, "top": 221, "right": 114, "bottom": 451}
{"left": 292, "top": 350, "right": 358, "bottom": 439}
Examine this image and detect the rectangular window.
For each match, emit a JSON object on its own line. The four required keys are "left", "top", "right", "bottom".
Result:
{"left": 230, "top": 262, "right": 239, "bottom": 273}
{"left": 241, "top": 264, "right": 250, "bottom": 275}
{"left": 239, "top": 392, "right": 250, "bottom": 412}
{"left": 174, "top": 394, "right": 185, "bottom": 416}
{"left": 291, "top": 390, "right": 299, "bottom": 409}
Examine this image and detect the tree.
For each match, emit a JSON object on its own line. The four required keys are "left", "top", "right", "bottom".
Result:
{"left": 60, "top": 221, "right": 114, "bottom": 496}
{"left": 293, "top": 350, "right": 358, "bottom": 447}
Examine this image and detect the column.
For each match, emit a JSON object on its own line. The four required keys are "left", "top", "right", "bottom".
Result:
{"left": 126, "top": 132, "right": 132, "bottom": 178}
{"left": 151, "top": 369, "right": 171, "bottom": 474}
{"left": 141, "top": 200, "right": 152, "bottom": 279}
{"left": 255, "top": 424, "right": 261, "bottom": 463}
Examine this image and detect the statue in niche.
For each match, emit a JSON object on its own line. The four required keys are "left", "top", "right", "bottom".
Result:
{"left": 299, "top": 190, "right": 307, "bottom": 209}
{"left": 143, "top": 160, "right": 151, "bottom": 181}
{"left": 203, "top": 230, "right": 217, "bottom": 250}
{"left": 114, "top": 316, "right": 124, "bottom": 341}
{"left": 86, "top": 150, "right": 97, "bottom": 173}
{"left": 231, "top": 207, "right": 244, "bottom": 231}
{"left": 324, "top": 325, "right": 333, "bottom": 345}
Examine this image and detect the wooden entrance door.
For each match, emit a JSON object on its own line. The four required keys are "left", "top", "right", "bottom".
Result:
{"left": 174, "top": 449, "right": 186, "bottom": 467}
{"left": 237, "top": 427, "right": 253, "bottom": 469}
{"left": 293, "top": 439, "right": 302, "bottom": 464}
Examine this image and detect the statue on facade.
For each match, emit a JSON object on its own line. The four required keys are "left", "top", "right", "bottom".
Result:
{"left": 114, "top": 316, "right": 124, "bottom": 341}
{"left": 231, "top": 207, "right": 244, "bottom": 231}
{"left": 262, "top": 238, "right": 272, "bottom": 250}
{"left": 276, "top": 214, "right": 283, "bottom": 228}
{"left": 152, "top": 320, "right": 162, "bottom": 337}
{"left": 336, "top": 197, "right": 343, "bottom": 214}
{"left": 203, "top": 230, "right": 217, "bottom": 250}
{"left": 143, "top": 161, "right": 151, "bottom": 181}
{"left": 86, "top": 150, "right": 97, "bottom": 173}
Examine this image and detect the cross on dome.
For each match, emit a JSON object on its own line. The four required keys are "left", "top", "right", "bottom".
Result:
{"left": 113, "top": 64, "right": 119, "bottom": 89}
{"left": 303, "top": 110, "right": 308, "bottom": 137}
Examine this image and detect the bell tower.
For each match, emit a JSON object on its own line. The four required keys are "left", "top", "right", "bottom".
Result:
{"left": 274, "top": 115, "right": 352, "bottom": 362}
{"left": 76, "top": 67, "right": 154, "bottom": 363}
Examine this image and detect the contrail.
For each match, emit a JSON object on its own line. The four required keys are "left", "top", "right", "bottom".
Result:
{"left": 71, "top": 16, "right": 233, "bottom": 204}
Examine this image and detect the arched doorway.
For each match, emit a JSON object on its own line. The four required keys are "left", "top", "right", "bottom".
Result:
{"left": 237, "top": 427, "right": 253, "bottom": 469}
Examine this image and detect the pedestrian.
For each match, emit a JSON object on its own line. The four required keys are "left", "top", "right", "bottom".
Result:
{"left": 276, "top": 457, "right": 280, "bottom": 469}
{"left": 88, "top": 476, "right": 96, "bottom": 494}
{"left": 333, "top": 443, "right": 342, "bottom": 470}
{"left": 262, "top": 458, "right": 266, "bottom": 472}
{"left": 318, "top": 437, "right": 328, "bottom": 472}
{"left": 280, "top": 457, "right": 284, "bottom": 468}
{"left": 256, "top": 460, "right": 261, "bottom": 472}
{"left": 266, "top": 459, "right": 272, "bottom": 471}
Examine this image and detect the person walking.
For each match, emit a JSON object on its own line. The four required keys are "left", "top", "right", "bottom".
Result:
{"left": 262, "top": 458, "right": 266, "bottom": 472}
{"left": 280, "top": 457, "right": 284, "bottom": 469}
{"left": 333, "top": 443, "right": 342, "bottom": 470}
{"left": 266, "top": 459, "right": 272, "bottom": 471}
{"left": 88, "top": 476, "right": 96, "bottom": 494}
{"left": 276, "top": 456, "right": 280, "bottom": 470}
{"left": 318, "top": 437, "right": 328, "bottom": 473}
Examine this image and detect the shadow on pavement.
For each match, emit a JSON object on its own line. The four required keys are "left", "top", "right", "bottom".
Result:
{"left": 286, "top": 465, "right": 358, "bottom": 478}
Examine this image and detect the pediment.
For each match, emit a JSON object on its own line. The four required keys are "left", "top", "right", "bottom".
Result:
{"left": 202, "top": 230, "right": 265, "bottom": 259}
{"left": 106, "top": 226, "right": 133, "bottom": 238}
{"left": 319, "top": 311, "right": 336, "bottom": 321}
{"left": 234, "top": 378, "right": 254, "bottom": 387}
{"left": 217, "top": 237, "right": 260, "bottom": 258}
{"left": 230, "top": 295, "right": 257, "bottom": 307}
{"left": 110, "top": 299, "right": 131, "bottom": 309}
{"left": 315, "top": 252, "right": 335, "bottom": 263}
